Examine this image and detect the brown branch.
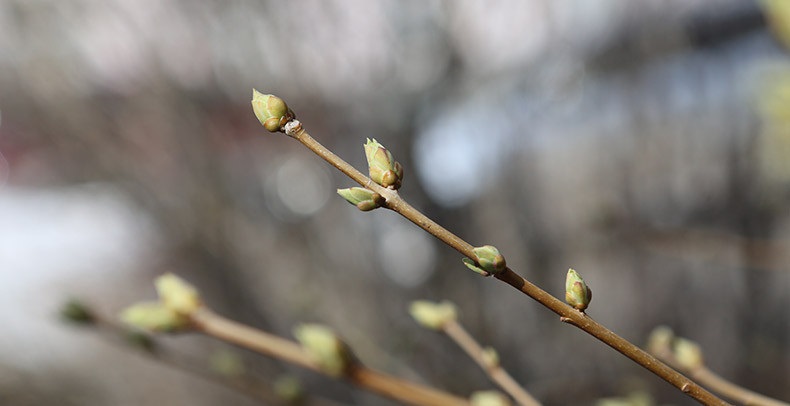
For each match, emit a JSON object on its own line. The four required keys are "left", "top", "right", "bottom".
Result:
{"left": 282, "top": 120, "right": 730, "bottom": 406}
{"left": 190, "top": 308, "right": 470, "bottom": 406}
{"left": 64, "top": 309, "right": 304, "bottom": 405}
{"left": 443, "top": 320, "right": 541, "bottom": 406}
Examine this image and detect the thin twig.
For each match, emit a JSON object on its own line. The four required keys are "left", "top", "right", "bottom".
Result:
{"left": 74, "top": 313, "right": 297, "bottom": 405}
{"left": 443, "top": 320, "right": 541, "bottom": 406}
{"left": 190, "top": 307, "right": 470, "bottom": 406}
{"left": 692, "top": 368, "right": 789, "bottom": 406}
{"left": 650, "top": 337, "right": 789, "bottom": 406}
{"left": 283, "top": 120, "right": 730, "bottom": 406}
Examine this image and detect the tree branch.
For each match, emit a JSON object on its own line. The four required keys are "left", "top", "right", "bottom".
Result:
{"left": 282, "top": 119, "right": 730, "bottom": 406}
{"left": 190, "top": 308, "right": 470, "bottom": 406}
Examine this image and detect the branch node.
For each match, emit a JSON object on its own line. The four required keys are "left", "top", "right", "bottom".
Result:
{"left": 284, "top": 120, "right": 303, "bottom": 138}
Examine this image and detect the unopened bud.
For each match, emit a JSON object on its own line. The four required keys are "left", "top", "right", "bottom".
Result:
{"left": 251, "top": 89, "right": 295, "bottom": 132}
{"left": 155, "top": 273, "right": 202, "bottom": 316}
{"left": 120, "top": 302, "right": 189, "bottom": 332}
{"left": 364, "top": 138, "right": 403, "bottom": 189}
{"left": 647, "top": 326, "right": 674, "bottom": 355}
{"left": 565, "top": 268, "right": 592, "bottom": 312}
{"left": 409, "top": 300, "right": 457, "bottom": 330}
{"left": 463, "top": 245, "right": 506, "bottom": 276}
{"left": 337, "top": 187, "right": 385, "bottom": 211}
{"left": 294, "top": 324, "right": 354, "bottom": 377}
{"left": 60, "top": 299, "right": 95, "bottom": 325}
{"left": 482, "top": 346, "right": 499, "bottom": 368}
{"left": 470, "top": 390, "right": 512, "bottom": 406}
{"left": 673, "top": 337, "right": 704, "bottom": 370}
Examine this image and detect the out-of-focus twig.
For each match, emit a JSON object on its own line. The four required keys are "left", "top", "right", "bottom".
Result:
{"left": 443, "top": 320, "right": 541, "bottom": 406}
{"left": 648, "top": 327, "right": 789, "bottom": 406}
{"left": 61, "top": 299, "right": 311, "bottom": 405}
{"left": 410, "top": 300, "right": 540, "bottom": 406}
{"left": 121, "top": 274, "right": 470, "bottom": 406}
{"left": 190, "top": 308, "right": 470, "bottom": 406}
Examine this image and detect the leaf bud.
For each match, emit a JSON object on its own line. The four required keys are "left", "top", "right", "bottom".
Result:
{"left": 364, "top": 138, "right": 403, "bottom": 189}
{"left": 251, "top": 89, "right": 295, "bottom": 132}
{"left": 409, "top": 300, "right": 457, "bottom": 330}
{"left": 155, "top": 273, "right": 202, "bottom": 316}
{"left": 673, "top": 337, "right": 704, "bottom": 370}
{"left": 120, "top": 302, "right": 189, "bottom": 332}
{"left": 294, "top": 324, "right": 354, "bottom": 377}
{"left": 470, "top": 390, "right": 512, "bottom": 406}
{"left": 463, "top": 245, "right": 506, "bottom": 276}
{"left": 565, "top": 268, "right": 592, "bottom": 312}
{"left": 337, "top": 187, "right": 385, "bottom": 211}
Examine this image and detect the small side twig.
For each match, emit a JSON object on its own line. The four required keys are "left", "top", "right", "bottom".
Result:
{"left": 189, "top": 308, "right": 470, "bottom": 406}
{"left": 648, "top": 327, "right": 789, "bottom": 406}
{"left": 61, "top": 300, "right": 300, "bottom": 405}
{"left": 442, "top": 320, "right": 541, "bottom": 406}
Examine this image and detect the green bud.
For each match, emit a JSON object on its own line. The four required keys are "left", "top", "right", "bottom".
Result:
{"left": 251, "top": 89, "right": 295, "bottom": 132}
{"left": 364, "top": 138, "right": 403, "bottom": 189}
{"left": 470, "top": 390, "right": 512, "bottom": 406}
{"left": 60, "top": 299, "right": 95, "bottom": 325}
{"left": 565, "top": 268, "right": 592, "bottom": 312}
{"left": 463, "top": 245, "right": 506, "bottom": 276}
{"left": 337, "top": 187, "right": 384, "bottom": 211}
{"left": 409, "top": 300, "right": 457, "bottom": 330}
{"left": 294, "top": 324, "right": 353, "bottom": 377}
{"left": 155, "top": 273, "right": 202, "bottom": 316}
{"left": 647, "top": 326, "right": 674, "bottom": 355}
{"left": 673, "top": 337, "right": 704, "bottom": 370}
{"left": 481, "top": 346, "right": 499, "bottom": 368}
{"left": 474, "top": 245, "right": 506, "bottom": 273}
{"left": 120, "top": 302, "right": 189, "bottom": 332}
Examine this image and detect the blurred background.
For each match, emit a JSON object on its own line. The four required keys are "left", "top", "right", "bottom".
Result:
{"left": 1, "top": 0, "right": 789, "bottom": 405}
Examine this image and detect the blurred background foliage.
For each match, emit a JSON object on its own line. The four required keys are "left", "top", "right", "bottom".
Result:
{"left": 0, "top": 0, "right": 788, "bottom": 405}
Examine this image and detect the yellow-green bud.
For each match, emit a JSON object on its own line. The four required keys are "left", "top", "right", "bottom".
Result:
{"left": 364, "top": 138, "right": 403, "bottom": 189}
{"left": 673, "top": 337, "right": 704, "bottom": 370}
{"left": 251, "top": 89, "right": 295, "bottom": 132}
{"left": 294, "top": 324, "right": 353, "bottom": 377}
{"left": 155, "top": 273, "right": 202, "bottom": 316}
{"left": 463, "top": 245, "right": 507, "bottom": 276}
{"left": 565, "top": 268, "right": 592, "bottom": 312}
{"left": 475, "top": 245, "right": 506, "bottom": 273}
{"left": 470, "top": 390, "right": 512, "bottom": 406}
{"left": 120, "top": 301, "right": 189, "bottom": 332}
{"left": 336, "top": 187, "right": 385, "bottom": 211}
{"left": 409, "top": 300, "right": 457, "bottom": 330}
{"left": 647, "top": 326, "right": 674, "bottom": 355}
{"left": 481, "top": 346, "right": 500, "bottom": 368}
